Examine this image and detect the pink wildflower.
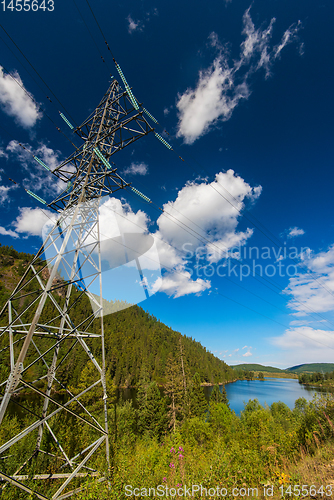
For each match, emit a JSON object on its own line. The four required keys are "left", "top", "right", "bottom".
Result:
{"left": 170, "top": 447, "right": 175, "bottom": 453}
{"left": 169, "top": 462, "right": 175, "bottom": 468}
{"left": 178, "top": 453, "right": 184, "bottom": 460}
{"left": 163, "top": 477, "right": 167, "bottom": 482}
{"left": 179, "top": 446, "right": 184, "bottom": 452}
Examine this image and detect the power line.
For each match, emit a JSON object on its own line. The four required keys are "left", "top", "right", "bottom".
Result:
{"left": 0, "top": 64, "right": 78, "bottom": 150}
{"left": 84, "top": 0, "right": 116, "bottom": 60}
{"left": 72, "top": 0, "right": 114, "bottom": 77}
{"left": 0, "top": 24, "right": 77, "bottom": 126}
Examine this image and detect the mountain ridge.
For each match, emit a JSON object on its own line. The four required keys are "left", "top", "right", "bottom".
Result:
{"left": 232, "top": 362, "right": 334, "bottom": 374}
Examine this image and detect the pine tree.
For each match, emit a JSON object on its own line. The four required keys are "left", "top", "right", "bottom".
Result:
{"left": 189, "top": 372, "right": 208, "bottom": 418}
{"left": 210, "top": 384, "right": 223, "bottom": 404}
{"left": 221, "top": 384, "right": 230, "bottom": 409}
{"left": 145, "top": 382, "right": 168, "bottom": 438}
{"left": 164, "top": 353, "right": 184, "bottom": 431}
{"left": 136, "top": 364, "right": 151, "bottom": 434}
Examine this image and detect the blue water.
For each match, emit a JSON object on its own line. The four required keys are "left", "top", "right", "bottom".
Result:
{"left": 204, "top": 378, "right": 326, "bottom": 414}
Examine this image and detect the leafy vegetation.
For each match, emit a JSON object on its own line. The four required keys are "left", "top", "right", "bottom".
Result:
{"left": 298, "top": 370, "right": 334, "bottom": 389}
{"left": 70, "top": 392, "right": 334, "bottom": 500}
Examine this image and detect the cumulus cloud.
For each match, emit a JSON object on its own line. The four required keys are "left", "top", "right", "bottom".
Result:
{"left": 13, "top": 207, "right": 56, "bottom": 237}
{"left": 287, "top": 226, "right": 305, "bottom": 238}
{"left": 243, "top": 350, "right": 252, "bottom": 357}
{"left": 176, "top": 8, "right": 302, "bottom": 144}
{"left": 123, "top": 162, "right": 148, "bottom": 176}
{"left": 143, "top": 169, "right": 260, "bottom": 297}
{"left": 151, "top": 272, "right": 210, "bottom": 299}
{"left": 0, "top": 66, "right": 42, "bottom": 128}
{"left": 95, "top": 168, "right": 260, "bottom": 299}
{"left": 284, "top": 244, "right": 334, "bottom": 315}
{"left": 271, "top": 244, "right": 334, "bottom": 364}
{"left": 271, "top": 326, "right": 334, "bottom": 365}
{"left": 157, "top": 169, "right": 261, "bottom": 261}
{"left": 0, "top": 226, "right": 18, "bottom": 238}
{"left": 99, "top": 197, "right": 150, "bottom": 239}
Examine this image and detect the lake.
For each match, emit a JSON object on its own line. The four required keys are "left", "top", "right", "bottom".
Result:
{"left": 203, "top": 377, "right": 326, "bottom": 414}
{"left": 118, "top": 377, "right": 326, "bottom": 414}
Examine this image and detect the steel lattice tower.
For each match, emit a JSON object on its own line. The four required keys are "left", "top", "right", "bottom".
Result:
{"left": 0, "top": 78, "right": 154, "bottom": 499}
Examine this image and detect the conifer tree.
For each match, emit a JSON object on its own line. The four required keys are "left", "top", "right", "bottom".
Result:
{"left": 144, "top": 382, "right": 168, "bottom": 438}
{"left": 189, "top": 372, "right": 208, "bottom": 418}
{"left": 221, "top": 384, "right": 230, "bottom": 409}
{"left": 164, "top": 353, "right": 184, "bottom": 431}
{"left": 136, "top": 364, "right": 151, "bottom": 434}
{"left": 210, "top": 384, "right": 223, "bottom": 404}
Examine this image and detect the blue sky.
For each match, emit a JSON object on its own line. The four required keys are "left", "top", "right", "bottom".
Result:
{"left": 0, "top": 0, "right": 334, "bottom": 368}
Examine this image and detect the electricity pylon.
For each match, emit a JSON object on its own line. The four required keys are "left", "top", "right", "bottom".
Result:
{"left": 0, "top": 78, "right": 154, "bottom": 499}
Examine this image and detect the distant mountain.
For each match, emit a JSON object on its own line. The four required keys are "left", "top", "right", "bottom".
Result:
{"left": 287, "top": 363, "right": 334, "bottom": 374}
{"left": 231, "top": 363, "right": 286, "bottom": 373}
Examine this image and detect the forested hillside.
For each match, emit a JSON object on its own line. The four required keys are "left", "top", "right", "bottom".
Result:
{"left": 232, "top": 363, "right": 286, "bottom": 373}
{"left": 0, "top": 244, "right": 234, "bottom": 387}
{"left": 288, "top": 363, "right": 334, "bottom": 374}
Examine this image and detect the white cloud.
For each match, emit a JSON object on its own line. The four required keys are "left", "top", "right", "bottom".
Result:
{"left": 146, "top": 169, "right": 260, "bottom": 297}
{"left": 0, "top": 184, "right": 15, "bottom": 205}
{"left": 151, "top": 272, "right": 210, "bottom": 299}
{"left": 127, "top": 8, "right": 158, "bottom": 33}
{"left": 243, "top": 351, "right": 252, "bottom": 357}
{"left": 123, "top": 162, "right": 148, "bottom": 176}
{"left": 270, "top": 326, "right": 334, "bottom": 365}
{"left": 0, "top": 226, "right": 18, "bottom": 238}
{"left": 6, "top": 140, "right": 65, "bottom": 195}
{"left": 287, "top": 226, "right": 305, "bottom": 238}
{"left": 176, "top": 8, "right": 302, "bottom": 144}
{"left": 284, "top": 244, "right": 334, "bottom": 315}
{"left": 271, "top": 244, "right": 334, "bottom": 364}
{"left": 157, "top": 169, "right": 260, "bottom": 261}
{"left": 0, "top": 66, "right": 42, "bottom": 128}
{"left": 127, "top": 16, "right": 142, "bottom": 33}
{"left": 0, "top": 148, "right": 8, "bottom": 159}
{"left": 13, "top": 207, "right": 55, "bottom": 237}
{"left": 99, "top": 197, "right": 149, "bottom": 239}
{"left": 274, "top": 21, "right": 302, "bottom": 60}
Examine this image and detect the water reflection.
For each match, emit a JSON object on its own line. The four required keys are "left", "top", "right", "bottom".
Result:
{"left": 116, "top": 378, "right": 328, "bottom": 415}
